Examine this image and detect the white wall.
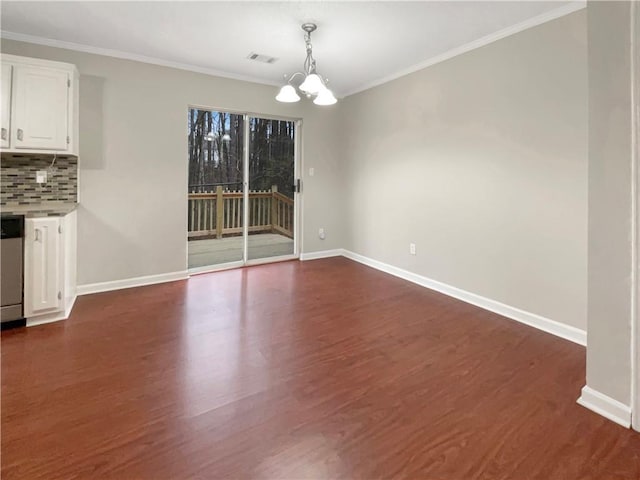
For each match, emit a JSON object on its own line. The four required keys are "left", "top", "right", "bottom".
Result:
{"left": 339, "top": 10, "right": 588, "bottom": 330}
{"left": 585, "top": 0, "right": 635, "bottom": 412}
{"left": 1, "top": 40, "right": 345, "bottom": 286}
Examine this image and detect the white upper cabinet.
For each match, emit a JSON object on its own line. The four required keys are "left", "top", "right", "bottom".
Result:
{"left": 13, "top": 66, "right": 69, "bottom": 151}
{"left": 1, "top": 63, "right": 12, "bottom": 149}
{"left": 1, "top": 54, "right": 79, "bottom": 156}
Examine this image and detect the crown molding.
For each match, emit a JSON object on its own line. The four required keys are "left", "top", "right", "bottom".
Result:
{"left": 0, "top": 30, "right": 282, "bottom": 89}
{"left": 341, "top": 0, "right": 587, "bottom": 98}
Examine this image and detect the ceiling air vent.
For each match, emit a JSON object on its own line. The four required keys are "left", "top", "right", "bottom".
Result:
{"left": 247, "top": 52, "right": 278, "bottom": 64}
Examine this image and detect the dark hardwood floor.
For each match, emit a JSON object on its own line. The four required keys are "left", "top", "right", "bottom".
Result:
{"left": 2, "top": 257, "right": 639, "bottom": 479}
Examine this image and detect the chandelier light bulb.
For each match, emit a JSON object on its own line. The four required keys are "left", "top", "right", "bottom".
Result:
{"left": 313, "top": 87, "right": 337, "bottom": 106}
{"left": 299, "top": 73, "right": 324, "bottom": 95}
{"left": 275, "top": 84, "right": 301, "bottom": 103}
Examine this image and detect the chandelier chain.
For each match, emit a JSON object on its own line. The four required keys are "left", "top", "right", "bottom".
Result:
{"left": 304, "top": 31, "right": 316, "bottom": 75}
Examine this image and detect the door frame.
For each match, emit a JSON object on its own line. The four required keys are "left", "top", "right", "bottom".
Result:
{"left": 186, "top": 105, "right": 302, "bottom": 275}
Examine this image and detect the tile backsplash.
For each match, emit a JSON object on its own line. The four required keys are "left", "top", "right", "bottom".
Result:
{"left": 1, "top": 155, "right": 78, "bottom": 205}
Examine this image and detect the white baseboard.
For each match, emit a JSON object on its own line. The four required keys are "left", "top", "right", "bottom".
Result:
{"left": 75, "top": 252, "right": 587, "bottom": 347}
{"left": 26, "top": 294, "right": 77, "bottom": 327}
{"left": 77, "top": 271, "right": 188, "bottom": 296}
{"left": 64, "top": 294, "right": 77, "bottom": 318}
{"left": 27, "top": 305, "right": 69, "bottom": 328}
{"left": 341, "top": 250, "right": 587, "bottom": 346}
{"left": 577, "top": 386, "right": 632, "bottom": 428}
{"left": 300, "top": 249, "right": 345, "bottom": 261}
{"left": 27, "top": 313, "right": 67, "bottom": 327}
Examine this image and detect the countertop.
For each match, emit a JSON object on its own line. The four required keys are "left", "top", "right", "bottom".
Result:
{"left": 0, "top": 202, "right": 78, "bottom": 217}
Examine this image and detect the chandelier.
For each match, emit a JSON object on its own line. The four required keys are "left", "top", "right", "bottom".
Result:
{"left": 275, "top": 23, "right": 337, "bottom": 106}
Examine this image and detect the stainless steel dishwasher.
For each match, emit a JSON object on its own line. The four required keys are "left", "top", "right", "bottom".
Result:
{"left": 1, "top": 215, "right": 25, "bottom": 328}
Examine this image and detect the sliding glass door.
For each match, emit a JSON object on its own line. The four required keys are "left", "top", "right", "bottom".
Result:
{"left": 247, "top": 117, "right": 296, "bottom": 261}
{"left": 187, "top": 108, "right": 298, "bottom": 272}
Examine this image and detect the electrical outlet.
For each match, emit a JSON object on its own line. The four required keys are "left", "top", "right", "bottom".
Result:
{"left": 409, "top": 243, "right": 416, "bottom": 255}
{"left": 36, "top": 171, "right": 47, "bottom": 184}
{"left": 309, "top": 167, "right": 315, "bottom": 177}
{"left": 319, "top": 228, "right": 326, "bottom": 240}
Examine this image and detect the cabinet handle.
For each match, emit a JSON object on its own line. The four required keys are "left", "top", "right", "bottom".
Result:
{"left": 34, "top": 228, "right": 41, "bottom": 242}
{"left": 1, "top": 128, "right": 6, "bottom": 140}
{"left": 17, "top": 128, "right": 23, "bottom": 141}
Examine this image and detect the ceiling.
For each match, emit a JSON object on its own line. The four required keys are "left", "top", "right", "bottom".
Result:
{"left": 1, "top": 1, "right": 583, "bottom": 97}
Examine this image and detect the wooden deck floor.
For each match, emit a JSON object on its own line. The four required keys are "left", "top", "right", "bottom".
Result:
{"left": 2, "top": 258, "right": 639, "bottom": 479}
{"left": 188, "top": 233, "right": 294, "bottom": 268}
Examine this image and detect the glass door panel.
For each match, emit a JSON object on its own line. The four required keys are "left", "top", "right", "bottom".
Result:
{"left": 187, "top": 108, "right": 245, "bottom": 270}
{"left": 246, "top": 117, "right": 296, "bottom": 261}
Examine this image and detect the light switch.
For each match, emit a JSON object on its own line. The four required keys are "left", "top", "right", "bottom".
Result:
{"left": 309, "top": 167, "right": 315, "bottom": 177}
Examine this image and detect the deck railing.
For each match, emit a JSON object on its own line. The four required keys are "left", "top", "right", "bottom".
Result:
{"left": 188, "top": 185, "right": 294, "bottom": 239}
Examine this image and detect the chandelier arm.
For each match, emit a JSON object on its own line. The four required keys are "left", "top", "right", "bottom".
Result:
{"left": 286, "top": 71, "right": 306, "bottom": 83}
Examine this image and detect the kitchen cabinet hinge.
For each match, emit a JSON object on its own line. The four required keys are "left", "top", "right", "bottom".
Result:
{"left": 58, "top": 225, "right": 62, "bottom": 234}
{"left": 66, "top": 136, "right": 70, "bottom": 144}
{"left": 67, "top": 79, "right": 71, "bottom": 88}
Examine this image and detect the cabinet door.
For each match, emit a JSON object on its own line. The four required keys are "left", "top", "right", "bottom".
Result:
{"left": 24, "top": 218, "right": 63, "bottom": 316}
{"left": 1, "top": 63, "right": 11, "bottom": 148}
{"left": 12, "top": 66, "right": 69, "bottom": 150}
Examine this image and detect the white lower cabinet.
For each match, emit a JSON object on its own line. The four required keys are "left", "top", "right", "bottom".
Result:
{"left": 24, "top": 212, "right": 77, "bottom": 322}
